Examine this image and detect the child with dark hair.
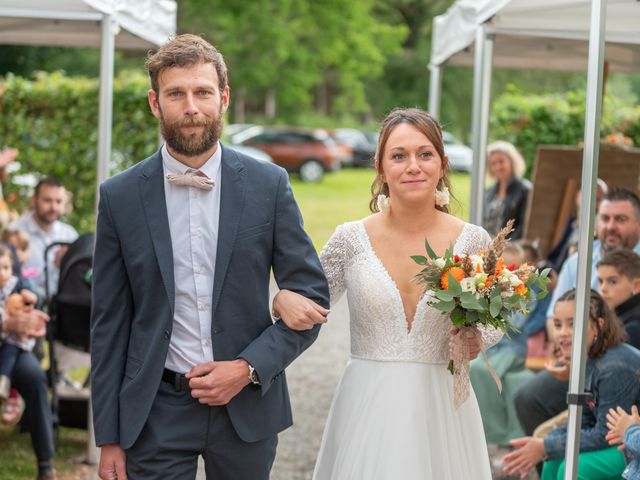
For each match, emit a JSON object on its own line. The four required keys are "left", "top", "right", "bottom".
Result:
{"left": 597, "top": 248, "right": 640, "bottom": 348}
{"left": 0, "top": 244, "right": 39, "bottom": 401}
{"left": 503, "top": 289, "right": 640, "bottom": 480}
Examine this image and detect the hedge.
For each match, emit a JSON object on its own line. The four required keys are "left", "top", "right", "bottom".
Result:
{"left": 0, "top": 70, "right": 157, "bottom": 232}
{"left": 490, "top": 85, "right": 640, "bottom": 177}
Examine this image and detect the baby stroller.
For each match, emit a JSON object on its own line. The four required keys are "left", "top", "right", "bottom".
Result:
{"left": 45, "top": 232, "right": 94, "bottom": 431}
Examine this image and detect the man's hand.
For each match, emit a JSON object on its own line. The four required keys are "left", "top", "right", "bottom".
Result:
{"left": 98, "top": 443, "right": 127, "bottom": 480}
{"left": 187, "top": 359, "right": 251, "bottom": 405}
{"left": 272, "top": 289, "right": 329, "bottom": 331}
{"left": 501, "top": 437, "right": 546, "bottom": 480}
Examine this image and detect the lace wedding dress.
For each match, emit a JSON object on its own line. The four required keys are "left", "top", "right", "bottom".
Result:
{"left": 312, "top": 221, "right": 501, "bottom": 480}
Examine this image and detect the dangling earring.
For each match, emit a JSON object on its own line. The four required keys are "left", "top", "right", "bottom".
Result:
{"left": 435, "top": 184, "right": 450, "bottom": 207}
{"left": 377, "top": 194, "right": 390, "bottom": 213}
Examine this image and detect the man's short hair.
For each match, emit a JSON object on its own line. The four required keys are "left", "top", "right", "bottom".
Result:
{"left": 145, "top": 33, "right": 228, "bottom": 95}
{"left": 597, "top": 248, "right": 640, "bottom": 280}
{"left": 601, "top": 187, "right": 640, "bottom": 219}
{"left": 34, "top": 176, "right": 64, "bottom": 197}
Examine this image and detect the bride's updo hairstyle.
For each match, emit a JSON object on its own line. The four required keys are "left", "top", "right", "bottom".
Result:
{"left": 369, "top": 108, "right": 452, "bottom": 214}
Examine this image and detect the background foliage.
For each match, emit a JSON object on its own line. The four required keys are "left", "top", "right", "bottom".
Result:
{"left": 0, "top": 71, "right": 155, "bottom": 231}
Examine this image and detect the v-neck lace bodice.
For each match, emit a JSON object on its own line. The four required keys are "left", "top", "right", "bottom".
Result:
{"left": 320, "top": 220, "right": 502, "bottom": 363}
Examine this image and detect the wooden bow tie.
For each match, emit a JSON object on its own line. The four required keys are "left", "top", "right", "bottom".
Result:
{"left": 166, "top": 171, "right": 214, "bottom": 190}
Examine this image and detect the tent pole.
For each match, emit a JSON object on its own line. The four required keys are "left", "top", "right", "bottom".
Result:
{"left": 95, "top": 13, "right": 115, "bottom": 214}
{"left": 428, "top": 63, "right": 442, "bottom": 120}
{"left": 564, "top": 1, "right": 607, "bottom": 479}
{"left": 469, "top": 27, "right": 494, "bottom": 226}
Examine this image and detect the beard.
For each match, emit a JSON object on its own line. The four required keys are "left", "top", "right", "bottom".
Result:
{"left": 159, "top": 107, "right": 224, "bottom": 157}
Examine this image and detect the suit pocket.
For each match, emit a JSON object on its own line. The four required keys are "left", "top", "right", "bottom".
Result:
{"left": 124, "top": 356, "right": 142, "bottom": 379}
{"left": 236, "top": 222, "right": 271, "bottom": 241}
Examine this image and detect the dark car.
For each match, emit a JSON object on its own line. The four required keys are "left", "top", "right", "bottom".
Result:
{"left": 332, "top": 128, "right": 376, "bottom": 168}
{"left": 232, "top": 127, "right": 345, "bottom": 182}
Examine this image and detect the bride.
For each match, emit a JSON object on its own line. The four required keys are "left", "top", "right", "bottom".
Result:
{"left": 274, "top": 108, "right": 501, "bottom": 479}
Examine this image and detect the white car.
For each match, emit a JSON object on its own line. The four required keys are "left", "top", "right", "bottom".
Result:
{"left": 443, "top": 131, "right": 473, "bottom": 173}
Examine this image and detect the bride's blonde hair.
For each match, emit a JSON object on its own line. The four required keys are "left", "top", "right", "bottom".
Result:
{"left": 369, "top": 108, "right": 452, "bottom": 214}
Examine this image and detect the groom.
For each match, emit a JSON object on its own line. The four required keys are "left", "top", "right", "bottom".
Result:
{"left": 90, "top": 34, "right": 329, "bottom": 480}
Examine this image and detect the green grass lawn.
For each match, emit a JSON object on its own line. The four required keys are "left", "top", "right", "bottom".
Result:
{"left": 0, "top": 425, "right": 87, "bottom": 480}
{"left": 291, "top": 167, "right": 471, "bottom": 250}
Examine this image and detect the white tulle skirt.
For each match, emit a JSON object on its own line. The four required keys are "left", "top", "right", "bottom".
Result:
{"left": 312, "top": 358, "right": 493, "bottom": 480}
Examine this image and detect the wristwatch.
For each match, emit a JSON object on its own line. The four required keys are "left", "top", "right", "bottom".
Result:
{"left": 248, "top": 364, "right": 261, "bottom": 386}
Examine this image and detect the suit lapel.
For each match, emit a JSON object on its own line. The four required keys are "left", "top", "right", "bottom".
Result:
{"left": 212, "top": 146, "right": 247, "bottom": 313}
{"left": 139, "top": 152, "right": 175, "bottom": 313}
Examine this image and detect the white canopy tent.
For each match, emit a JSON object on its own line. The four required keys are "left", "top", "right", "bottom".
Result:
{"left": 0, "top": 0, "right": 177, "bottom": 201}
{"left": 430, "top": 1, "right": 639, "bottom": 478}
{"left": 0, "top": 0, "right": 176, "bottom": 463}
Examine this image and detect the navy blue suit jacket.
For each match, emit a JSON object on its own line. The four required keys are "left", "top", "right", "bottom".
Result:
{"left": 90, "top": 145, "right": 329, "bottom": 448}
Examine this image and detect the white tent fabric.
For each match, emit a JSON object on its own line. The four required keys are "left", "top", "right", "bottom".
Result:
{"left": 0, "top": 0, "right": 176, "bottom": 49}
{"left": 432, "top": 0, "right": 640, "bottom": 72}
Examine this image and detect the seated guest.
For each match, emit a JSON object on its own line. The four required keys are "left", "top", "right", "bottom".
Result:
{"left": 10, "top": 177, "right": 78, "bottom": 296}
{"left": 597, "top": 248, "right": 640, "bottom": 348}
{"left": 502, "top": 289, "right": 638, "bottom": 480}
{"left": 0, "top": 300, "right": 55, "bottom": 479}
{"left": 483, "top": 141, "right": 531, "bottom": 240}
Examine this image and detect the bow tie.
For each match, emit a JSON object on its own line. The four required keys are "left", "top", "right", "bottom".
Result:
{"left": 166, "top": 170, "right": 214, "bottom": 190}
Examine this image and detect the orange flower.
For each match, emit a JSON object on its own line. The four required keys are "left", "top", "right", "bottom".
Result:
{"left": 485, "top": 275, "right": 494, "bottom": 286}
{"left": 495, "top": 257, "right": 505, "bottom": 276}
{"left": 441, "top": 267, "right": 466, "bottom": 290}
{"left": 515, "top": 284, "right": 528, "bottom": 296}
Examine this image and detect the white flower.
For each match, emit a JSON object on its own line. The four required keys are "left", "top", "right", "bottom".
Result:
{"left": 470, "top": 255, "right": 484, "bottom": 272}
{"left": 433, "top": 258, "right": 446, "bottom": 270}
{"left": 435, "top": 186, "right": 450, "bottom": 207}
{"left": 460, "top": 277, "right": 476, "bottom": 293}
{"left": 377, "top": 194, "right": 390, "bottom": 213}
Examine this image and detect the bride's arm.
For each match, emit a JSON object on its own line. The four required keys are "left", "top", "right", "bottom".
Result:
{"left": 273, "top": 224, "right": 350, "bottom": 331}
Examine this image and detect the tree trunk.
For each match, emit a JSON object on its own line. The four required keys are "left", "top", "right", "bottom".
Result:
{"left": 265, "top": 89, "right": 276, "bottom": 120}
{"left": 234, "top": 88, "right": 246, "bottom": 124}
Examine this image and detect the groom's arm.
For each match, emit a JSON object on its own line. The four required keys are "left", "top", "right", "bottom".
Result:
{"left": 237, "top": 168, "right": 330, "bottom": 396}
{"left": 90, "top": 184, "right": 134, "bottom": 446}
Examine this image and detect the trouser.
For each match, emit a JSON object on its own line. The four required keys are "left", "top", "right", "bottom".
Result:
{"left": 125, "top": 379, "right": 278, "bottom": 480}
{"left": 11, "top": 349, "right": 55, "bottom": 462}
{"left": 514, "top": 369, "right": 568, "bottom": 435}
{"left": 0, "top": 342, "right": 20, "bottom": 377}
{"left": 541, "top": 446, "right": 626, "bottom": 480}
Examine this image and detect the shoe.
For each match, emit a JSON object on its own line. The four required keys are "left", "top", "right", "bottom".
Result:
{"left": 36, "top": 469, "right": 57, "bottom": 480}
{"left": 0, "top": 375, "right": 10, "bottom": 400}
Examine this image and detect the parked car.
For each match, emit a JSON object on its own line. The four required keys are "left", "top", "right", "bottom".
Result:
{"left": 331, "top": 128, "right": 376, "bottom": 168}
{"left": 443, "top": 131, "right": 473, "bottom": 173}
{"left": 226, "top": 144, "right": 273, "bottom": 163}
{"left": 232, "top": 127, "right": 345, "bottom": 182}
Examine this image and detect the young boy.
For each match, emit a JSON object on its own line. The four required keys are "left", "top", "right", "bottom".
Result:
{"left": 0, "top": 244, "right": 39, "bottom": 400}
{"left": 597, "top": 248, "right": 640, "bottom": 349}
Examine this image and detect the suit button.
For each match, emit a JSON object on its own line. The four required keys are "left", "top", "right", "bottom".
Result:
{"left": 164, "top": 330, "right": 170, "bottom": 339}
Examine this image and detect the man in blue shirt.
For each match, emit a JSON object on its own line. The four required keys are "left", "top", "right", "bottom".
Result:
{"left": 514, "top": 187, "right": 640, "bottom": 439}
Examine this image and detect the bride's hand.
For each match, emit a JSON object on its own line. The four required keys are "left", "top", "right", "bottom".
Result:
{"left": 450, "top": 327, "right": 482, "bottom": 360}
{"left": 272, "top": 289, "right": 329, "bottom": 331}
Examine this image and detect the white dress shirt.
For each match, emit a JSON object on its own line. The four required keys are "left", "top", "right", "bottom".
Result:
{"left": 10, "top": 213, "right": 78, "bottom": 295}
{"left": 162, "top": 143, "right": 222, "bottom": 373}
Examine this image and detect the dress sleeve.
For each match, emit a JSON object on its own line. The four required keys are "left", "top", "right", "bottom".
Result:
{"left": 319, "top": 224, "right": 350, "bottom": 305}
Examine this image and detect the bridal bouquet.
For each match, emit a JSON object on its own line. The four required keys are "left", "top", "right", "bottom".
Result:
{"left": 411, "top": 221, "right": 550, "bottom": 407}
